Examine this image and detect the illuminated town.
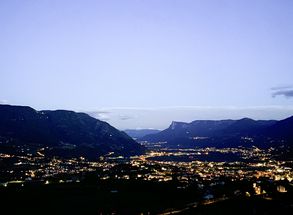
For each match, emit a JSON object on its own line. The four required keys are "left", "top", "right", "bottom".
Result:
{"left": 1, "top": 144, "right": 292, "bottom": 199}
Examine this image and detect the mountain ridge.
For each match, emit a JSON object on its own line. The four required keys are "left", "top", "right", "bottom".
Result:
{"left": 0, "top": 104, "right": 144, "bottom": 159}
{"left": 139, "top": 117, "right": 292, "bottom": 148}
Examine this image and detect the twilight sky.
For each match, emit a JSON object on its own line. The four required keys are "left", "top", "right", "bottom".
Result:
{"left": 1, "top": 0, "right": 293, "bottom": 129}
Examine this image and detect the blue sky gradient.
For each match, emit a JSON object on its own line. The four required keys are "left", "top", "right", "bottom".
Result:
{"left": 1, "top": 0, "right": 293, "bottom": 128}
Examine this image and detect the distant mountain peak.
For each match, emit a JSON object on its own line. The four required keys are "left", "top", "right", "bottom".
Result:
{"left": 238, "top": 117, "right": 254, "bottom": 121}
{"left": 169, "top": 121, "right": 188, "bottom": 130}
{"left": 124, "top": 129, "right": 161, "bottom": 139}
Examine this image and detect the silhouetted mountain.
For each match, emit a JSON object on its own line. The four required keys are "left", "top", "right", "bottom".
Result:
{"left": 221, "top": 118, "right": 277, "bottom": 136}
{"left": 139, "top": 117, "right": 293, "bottom": 148}
{"left": 0, "top": 104, "right": 144, "bottom": 159}
{"left": 140, "top": 118, "right": 274, "bottom": 142}
{"left": 124, "top": 129, "right": 161, "bottom": 139}
{"left": 139, "top": 120, "right": 233, "bottom": 142}
{"left": 266, "top": 116, "right": 293, "bottom": 140}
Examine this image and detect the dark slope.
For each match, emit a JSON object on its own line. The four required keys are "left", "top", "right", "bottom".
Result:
{"left": 266, "top": 116, "right": 293, "bottom": 140}
{"left": 0, "top": 104, "right": 144, "bottom": 159}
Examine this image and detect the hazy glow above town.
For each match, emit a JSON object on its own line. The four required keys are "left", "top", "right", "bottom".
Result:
{"left": 87, "top": 105, "right": 293, "bottom": 129}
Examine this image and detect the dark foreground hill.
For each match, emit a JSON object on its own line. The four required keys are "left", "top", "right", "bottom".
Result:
{"left": 0, "top": 104, "right": 144, "bottom": 159}
{"left": 0, "top": 181, "right": 291, "bottom": 215}
{"left": 140, "top": 117, "right": 293, "bottom": 148}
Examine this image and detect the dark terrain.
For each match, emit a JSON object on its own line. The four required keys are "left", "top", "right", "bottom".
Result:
{"left": 0, "top": 104, "right": 144, "bottom": 160}
{"left": 140, "top": 117, "right": 293, "bottom": 149}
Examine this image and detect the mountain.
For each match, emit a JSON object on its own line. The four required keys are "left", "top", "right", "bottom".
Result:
{"left": 138, "top": 120, "right": 229, "bottom": 143}
{"left": 139, "top": 117, "right": 293, "bottom": 148}
{"left": 266, "top": 116, "right": 293, "bottom": 140}
{"left": 0, "top": 104, "right": 144, "bottom": 159}
{"left": 124, "top": 129, "right": 161, "bottom": 139}
{"left": 220, "top": 118, "right": 277, "bottom": 136}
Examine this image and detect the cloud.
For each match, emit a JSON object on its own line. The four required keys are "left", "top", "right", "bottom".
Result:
{"left": 0, "top": 99, "right": 8, "bottom": 104}
{"left": 98, "top": 105, "right": 293, "bottom": 111}
{"left": 271, "top": 86, "right": 293, "bottom": 98}
{"left": 119, "top": 114, "right": 133, "bottom": 120}
{"left": 87, "top": 111, "right": 111, "bottom": 121}
{"left": 272, "top": 90, "right": 293, "bottom": 98}
{"left": 271, "top": 85, "right": 293, "bottom": 91}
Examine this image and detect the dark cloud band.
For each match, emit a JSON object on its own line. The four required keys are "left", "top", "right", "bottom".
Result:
{"left": 272, "top": 89, "right": 293, "bottom": 98}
